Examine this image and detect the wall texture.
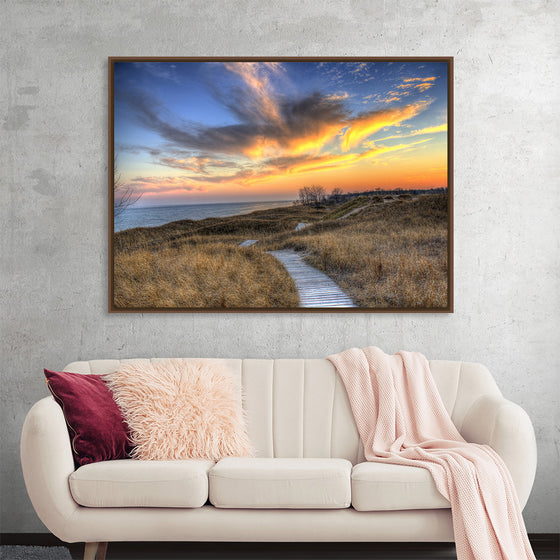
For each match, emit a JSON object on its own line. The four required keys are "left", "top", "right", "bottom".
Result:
{"left": 1, "top": 0, "right": 558, "bottom": 534}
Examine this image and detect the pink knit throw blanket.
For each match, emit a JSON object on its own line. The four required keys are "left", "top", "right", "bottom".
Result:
{"left": 327, "top": 347, "right": 535, "bottom": 560}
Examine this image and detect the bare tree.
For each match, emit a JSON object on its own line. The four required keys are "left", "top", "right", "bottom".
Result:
{"left": 299, "top": 185, "right": 327, "bottom": 208}
{"left": 308, "top": 185, "right": 326, "bottom": 208}
{"left": 298, "top": 186, "right": 310, "bottom": 206}
{"left": 330, "top": 187, "right": 344, "bottom": 203}
{"left": 113, "top": 156, "right": 142, "bottom": 217}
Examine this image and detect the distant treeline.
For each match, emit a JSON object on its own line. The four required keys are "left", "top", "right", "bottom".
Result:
{"left": 344, "top": 187, "right": 447, "bottom": 199}
{"left": 296, "top": 186, "right": 447, "bottom": 207}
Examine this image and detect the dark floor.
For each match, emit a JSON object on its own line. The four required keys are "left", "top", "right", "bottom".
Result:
{"left": 68, "top": 542, "right": 460, "bottom": 560}
{"left": 2, "top": 536, "right": 559, "bottom": 560}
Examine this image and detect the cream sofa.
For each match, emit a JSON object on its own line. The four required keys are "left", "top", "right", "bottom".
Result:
{"left": 21, "top": 358, "right": 537, "bottom": 560}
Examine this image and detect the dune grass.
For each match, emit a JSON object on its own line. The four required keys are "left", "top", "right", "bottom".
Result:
{"left": 113, "top": 193, "right": 449, "bottom": 309}
{"left": 114, "top": 205, "right": 327, "bottom": 253}
{"left": 263, "top": 194, "right": 448, "bottom": 308}
{"left": 114, "top": 242, "right": 299, "bottom": 308}
{"left": 323, "top": 196, "right": 370, "bottom": 220}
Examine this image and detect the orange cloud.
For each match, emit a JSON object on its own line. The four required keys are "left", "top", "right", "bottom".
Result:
{"left": 325, "top": 92, "right": 349, "bottom": 101}
{"left": 128, "top": 134, "right": 444, "bottom": 200}
{"left": 120, "top": 64, "right": 447, "bottom": 203}
{"left": 125, "top": 176, "right": 207, "bottom": 195}
{"left": 403, "top": 76, "right": 436, "bottom": 83}
{"left": 245, "top": 138, "right": 433, "bottom": 184}
{"left": 240, "top": 120, "right": 343, "bottom": 160}
{"left": 414, "top": 82, "right": 435, "bottom": 92}
{"left": 243, "top": 137, "right": 281, "bottom": 160}
{"left": 285, "top": 122, "right": 343, "bottom": 155}
{"left": 375, "top": 123, "right": 447, "bottom": 142}
{"left": 341, "top": 102, "right": 429, "bottom": 151}
{"left": 251, "top": 142, "right": 447, "bottom": 194}
{"left": 397, "top": 76, "right": 437, "bottom": 93}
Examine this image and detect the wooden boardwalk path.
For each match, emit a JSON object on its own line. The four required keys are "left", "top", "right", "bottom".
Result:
{"left": 269, "top": 250, "right": 356, "bottom": 308}
{"left": 239, "top": 239, "right": 258, "bottom": 247}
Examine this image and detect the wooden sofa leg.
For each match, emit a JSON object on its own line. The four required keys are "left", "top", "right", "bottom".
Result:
{"left": 84, "top": 542, "right": 98, "bottom": 560}
{"left": 83, "top": 542, "right": 109, "bottom": 560}
{"left": 84, "top": 542, "right": 108, "bottom": 560}
{"left": 97, "top": 542, "right": 108, "bottom": 560}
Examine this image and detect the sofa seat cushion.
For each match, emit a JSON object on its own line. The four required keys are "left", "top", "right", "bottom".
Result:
{"left": 69, "top": 459, "right": 214, "bottom": 508}
{"left": 351, "top": 462, "right": 450, "bottom": 511}
{"left": 209, "top": 458, "right": 352, "bottom": 509}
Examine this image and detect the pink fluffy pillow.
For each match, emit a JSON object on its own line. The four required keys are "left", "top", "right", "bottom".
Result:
{"left": 104, "top": 359, "right": 252, "bottom": 461}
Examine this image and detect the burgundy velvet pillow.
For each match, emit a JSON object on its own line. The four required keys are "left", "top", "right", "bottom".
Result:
{"left": 44, "top": 369, "right": 132, "bottom": 467}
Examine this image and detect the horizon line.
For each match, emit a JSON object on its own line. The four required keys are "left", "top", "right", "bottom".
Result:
{"left": 127, "top": 186, "right": 448, "bottom": 210}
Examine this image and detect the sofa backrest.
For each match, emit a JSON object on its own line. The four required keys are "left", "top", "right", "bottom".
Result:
{"left": 64, "top": 358, "right": 502, "bottom": 464}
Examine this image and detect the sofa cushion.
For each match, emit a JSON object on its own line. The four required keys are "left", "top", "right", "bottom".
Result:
{"left": 209, "top": 458, "right": 352, "bottom": 509}
{"left": 69, "top": 459, "right": 214, "bottom": 508}
{"left": 351, "top": 462, "right": 450, "bottom": 511}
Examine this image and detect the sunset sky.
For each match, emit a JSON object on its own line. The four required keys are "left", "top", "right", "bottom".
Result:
{"left": 114, "top": 60, "right": 448, "bottom": 207}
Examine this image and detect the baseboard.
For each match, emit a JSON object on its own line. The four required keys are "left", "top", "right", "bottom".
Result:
{"left": 2, "top": 533, "right": 558, "bottom": 546}
{"left": 1, "top": 533, "right": 66, "bottom": 546}
{"left": 528, "top": 532, "right": 560, "bottom": 546}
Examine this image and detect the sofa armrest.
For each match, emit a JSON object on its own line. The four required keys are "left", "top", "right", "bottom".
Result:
{"left": 460, "top": 395, "right": 537, "bottom": 509}
{"left": 21, "top": 397, "right": 79, "bottom": 540}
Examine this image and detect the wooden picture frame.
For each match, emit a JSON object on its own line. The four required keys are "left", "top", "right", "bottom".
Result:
{"left": 109, "top": 57, "right": 453, "bottom": 313}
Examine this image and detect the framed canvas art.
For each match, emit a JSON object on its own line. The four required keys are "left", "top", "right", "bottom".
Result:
{"left": 109, "top": 57, "right": 453, "bottom": 312}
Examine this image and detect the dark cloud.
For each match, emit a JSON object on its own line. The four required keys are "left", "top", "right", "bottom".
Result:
{"left": 186, "top": 167, "right": 255, "bottom": 184}
{"left": 262, "top": 153, "right": 316, "bottom": 171}
{"left": 154, "top": 156, "right": 240, "bottom": 174}
{"left": 276, "top": 93, "right": 349, "bottom": 144}
{"left": 115, "top": 143, "right": 162, "bottom": 157}
{"left": 116, "top": 63, "right": 430, "bottom": 188}
{"left": 117, "top": 87, "right": 350, "bottom": 159}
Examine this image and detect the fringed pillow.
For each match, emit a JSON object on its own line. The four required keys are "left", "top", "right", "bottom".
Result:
{"left": 104, "top": 359, "right": 252, "bottom": 461}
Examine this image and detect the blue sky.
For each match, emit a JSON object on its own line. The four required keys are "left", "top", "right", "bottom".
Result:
{"left": 114, "top": 60, "right": 448, "bottom": 206}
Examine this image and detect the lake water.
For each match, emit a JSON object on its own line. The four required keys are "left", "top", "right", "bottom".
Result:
{"left": 114, "top": 200, "right": 294, "bottom": 232}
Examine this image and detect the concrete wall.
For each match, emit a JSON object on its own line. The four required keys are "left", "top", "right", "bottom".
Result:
{"left": 1, "top": 0, "right": 558, "bottom": 534}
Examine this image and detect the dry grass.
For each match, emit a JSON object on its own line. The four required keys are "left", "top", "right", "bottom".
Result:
{"left": 114, "top": 242, "right": 299, "bottom": 308}
{"left": 264, "top": 193, "right": 449, "bottom": 308}
{"left": 324, "top": 196, "right": 370, "bottom": 220}
{"left": 113, "top": 193, "right": 449, "bottom": 309}
{"left": 114, "top": 205, "right": 327, "bottom": 253}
